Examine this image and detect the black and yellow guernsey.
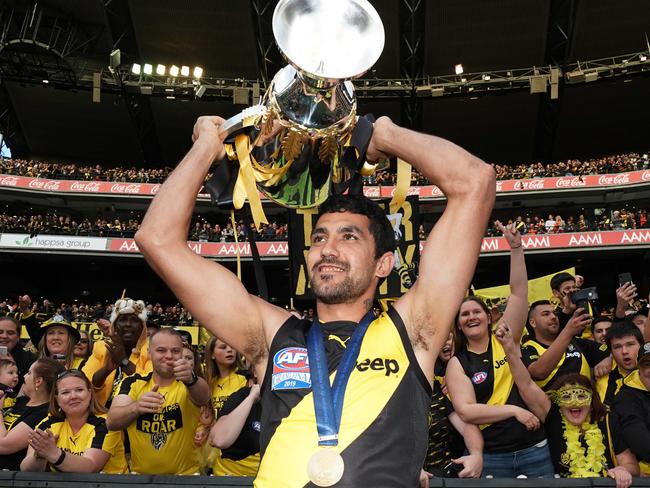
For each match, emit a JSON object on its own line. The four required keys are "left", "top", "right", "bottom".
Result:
{"left": 455, "top": 334, "right": 546, "bottom": 453}
{"left": 256, "top": 306, "right": 431, "bottom": 488}
{"left": 521, "top": 336, "right": 609, "bottom": 390}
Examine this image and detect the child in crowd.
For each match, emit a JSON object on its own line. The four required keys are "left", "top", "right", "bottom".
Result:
{"left": 0, "top": 358, "right": 19, "bottom": 410}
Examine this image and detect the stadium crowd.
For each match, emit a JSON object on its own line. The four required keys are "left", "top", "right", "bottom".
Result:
{"left": 1, "top": 247, "right": 649, "bottom": 483}
{"left": 1, "top": 150, "right": 648, "bottom": 188}
{"left": 0, "top": 212, "right": 288, "bottom": 241}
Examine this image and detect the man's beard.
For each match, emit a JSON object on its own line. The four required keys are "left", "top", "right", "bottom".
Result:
{"left": 310, "top": 258, "right": 373, "bottom": 305}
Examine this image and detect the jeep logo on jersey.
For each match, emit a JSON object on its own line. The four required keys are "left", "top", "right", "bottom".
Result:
{"left": 472, "top": 371, "right": 488, "bottom": 384}
{"left": 272, "top": 347, "right": 311, "bottom": 390}
{"left": 355, "top": 357, "right": 400, "bottom": 376}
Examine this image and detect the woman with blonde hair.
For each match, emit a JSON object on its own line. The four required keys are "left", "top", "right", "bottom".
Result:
{"left": 203, "top": 336, "right": 247, "bottom": 475}
{"left": 20, "top": 369, "right": 127, "bottom": 474}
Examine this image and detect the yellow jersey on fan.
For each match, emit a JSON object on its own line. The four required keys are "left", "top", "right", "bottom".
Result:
{"left": 35, "top": 414, "right": 127, "bottom": 474}
{"left": 117, "top": 372, "right": 201, "bottom": 474}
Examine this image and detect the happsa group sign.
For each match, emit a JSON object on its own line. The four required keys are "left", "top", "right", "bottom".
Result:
{"left": 0, "top": 234, "right": 108, "bottom": 251}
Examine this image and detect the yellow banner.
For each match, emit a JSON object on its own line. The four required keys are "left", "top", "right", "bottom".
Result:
{"left": 473, "top": 267, "right": 576, "bottom": 307}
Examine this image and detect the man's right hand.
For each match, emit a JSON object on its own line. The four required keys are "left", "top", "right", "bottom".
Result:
{"left": 616, "top": 282, "right": 637, "bottom": 311}
{"left": 565, "top": 308, "right": 592, "bottom": 336}
{"left": 191, "top": 116, "right": 227, "bottom": 160}
{"left": 136, "top": 384, "right": 164, "bottom": 414}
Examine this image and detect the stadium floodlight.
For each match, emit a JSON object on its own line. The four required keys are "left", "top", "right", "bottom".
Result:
{"left": 143, "top": 63, "right": 153, "bottom": 75}
{"left": 181, "top": 65, "right": 190, "bottom": 76}
{"left": 42, "top": 79, "right": 49, "bottom": 84}
{"left": 193, "top": 66, "right": 204, "bottom": 78}
{"left": 156, "top": 64, "right": 166, "bottom": 75}
{"left": 132, "top": 63, "right": 141, "bottom": 75}
{"left": 169, "top": 65, "right": 180, "bottom": 77}
{"left": 641, "top": 54, "right": 648, "bottom": 62}
{"left": 482, "top": 74, "right": 491, "bottom": 81}
{"left": 454, "top": 64, "right": 464, "bottom": 75}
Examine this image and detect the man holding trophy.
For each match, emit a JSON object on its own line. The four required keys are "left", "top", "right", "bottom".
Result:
{"left": 136, "top": 1, "right": 495, "bottom": 486}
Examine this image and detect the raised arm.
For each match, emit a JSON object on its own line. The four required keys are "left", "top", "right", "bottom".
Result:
{"left": 495, "top": 222, "right": 528, "bottom": 343}
{"left": 494, "top": 322, "right": 551, "bottom": 422}
{"left": 527, "top": 308, "right": 591, "bottom": 381}
{"left": 135, "top": 117, "right": 289, "bottom": 370}
{"left": 372, "top": 118, "right": 495, "bottom": 378}
{"left": 445, "top": 357, "right": 540, "bottom": 431}
{"left": 210, "top": 385, "right": 260, "bottom": 449}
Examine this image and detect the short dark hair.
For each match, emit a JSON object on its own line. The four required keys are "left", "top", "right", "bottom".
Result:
{"left": 605, "top": 320, "right": 644, "bottom": 348}
{"left": 526, "top": 300, "right": 554, "bottom": 339}
{"left": 550, "top": 272, "right": 575, "bottom": 292}
{"left": 317, "top": 194, "right": 396, "bottom": 259}
{"left": 0, "top": 316, "right": 21, "bottom": 334}
{"left": 150, "top": 327, "right": 183, "bottom": 345}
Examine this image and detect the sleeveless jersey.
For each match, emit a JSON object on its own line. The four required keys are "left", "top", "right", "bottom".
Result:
{"left": 455, "top": 334, "right": 546, "bottom": 453}
{"left": 117, "top": 373, "right": 200, "bottom": 474}
{"left": 256, "top": 307, "right": 431, "bottom": 488}
{"left": 36, "top": 414, "right": 127, "bottom": 474}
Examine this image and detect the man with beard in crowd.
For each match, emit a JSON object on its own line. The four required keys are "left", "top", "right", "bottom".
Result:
{"left": 134, "top": 114, "right": 495, "bottom": 486}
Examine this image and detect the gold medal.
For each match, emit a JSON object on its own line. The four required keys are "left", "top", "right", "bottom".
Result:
{"left": 307, "top": 448, "right": 344, "bottom": 487}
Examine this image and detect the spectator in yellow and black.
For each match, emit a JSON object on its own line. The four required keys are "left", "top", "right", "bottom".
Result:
{"left": 0, "top": 359, "right": 65, "bottom": 471}
{"left": 0, "top": 316, "right": 36, "bottom": 391}
{"left": 421, "top": 331, "right": 483, "bottom": 484}
{"left": 447, "top": 222, "right": 554, "bottom": 478}
{"left": 495, "top": 322, "right": 636, "bottom": 486}
{"left": 72, "top": 330, "right": 93, "bottom": 370}
{"left": 591, "top": 316, "right": 613, "bottom": 344}
{"left": 203, "top": 336, "right": 247, "bottom": 473}
{"left": 611, "top": 342, "right": 650, "bottom": 476}
{"left": 37, "top": 315, "right": 80, "bottom": 370}
{"left": 0, "top": 357, "right": 19, "bottom": 410}
{"left": 597, "top": 321, "right": 643, "bottom": 406}
{"left": 82, "top": 298, "right": 152, "bottom": 407}
{"left": 106, "top": 328, "right": 210, "bottom": 475}
{"left": 5, "top": 295, "right": 49, "bottom": 347}
{"left": 20, "top": 369, "right": 127, "bottom": 474}
{"left": 522, "top": 301, "right": 611, "bottom": 391}
{"left": 550, "top": 272, "right": 579, "bottom": 331}
{"left": 209, "top": 370, "right": 262, "bottom": 477}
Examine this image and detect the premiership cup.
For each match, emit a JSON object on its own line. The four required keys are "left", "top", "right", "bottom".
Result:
{"left": 212, "top": 0, "right": 385, "bottom": 212}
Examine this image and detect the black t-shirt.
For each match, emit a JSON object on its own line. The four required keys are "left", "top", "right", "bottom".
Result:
{"left": 545, "top": 403, "right": 623, "bottom": 477}
{"left": 0, "top": 396, "right": 49, "bottom": 470}
{"left": 218, "top": 386, "right": 261, "bottom": 461}
{"left": 521, "top": 337, "right": 610, "bottom": 390}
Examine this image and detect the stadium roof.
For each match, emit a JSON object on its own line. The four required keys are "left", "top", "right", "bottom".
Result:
{"left": 0, "top": 0, "right": 648, "bottom": 167}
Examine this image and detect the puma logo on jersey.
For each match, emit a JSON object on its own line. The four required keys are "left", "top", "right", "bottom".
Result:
{"left": 356, "top": 357, "right": 400, "bottom": 376}
{"left": 328, "top": 335, "right": 350, "bottom": 348}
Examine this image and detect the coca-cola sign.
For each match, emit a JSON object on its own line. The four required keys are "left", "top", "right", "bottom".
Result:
{"left": 555, "top": 176, "right": 587, "bottom": 188}
{"left": 0, "top": 176, "right": 19, "bottom": 186}
{"left": 28, "top": 179, "right": 61, "bottom": 191}
{"left": 70, "top": 182, "right": 102, "bottom": 192}
{"left": 597, "top": 173, "right": 630, "bottom": 185}
{"left": 110, "top": 183, "right": 142, "bottom": 194}
{"left": 514, "top": 179, "right": 546, "bottom": 191}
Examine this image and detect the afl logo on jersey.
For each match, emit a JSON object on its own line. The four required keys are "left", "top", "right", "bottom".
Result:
{"left": 472, "top": 371, "right": 488, "bottom": 385}
{"left": 272, "top": 347, "right": 312, "bottom": 390}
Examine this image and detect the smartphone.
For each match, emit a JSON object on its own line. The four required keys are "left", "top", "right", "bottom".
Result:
{"left": 443, "top": 460, "right": 464, "bottom": 477}
{"left": 618, "top": 272, "right": 633, "bottom": 287}
{"left": 0, "top": 345, "right": 7, "bottom": 355}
